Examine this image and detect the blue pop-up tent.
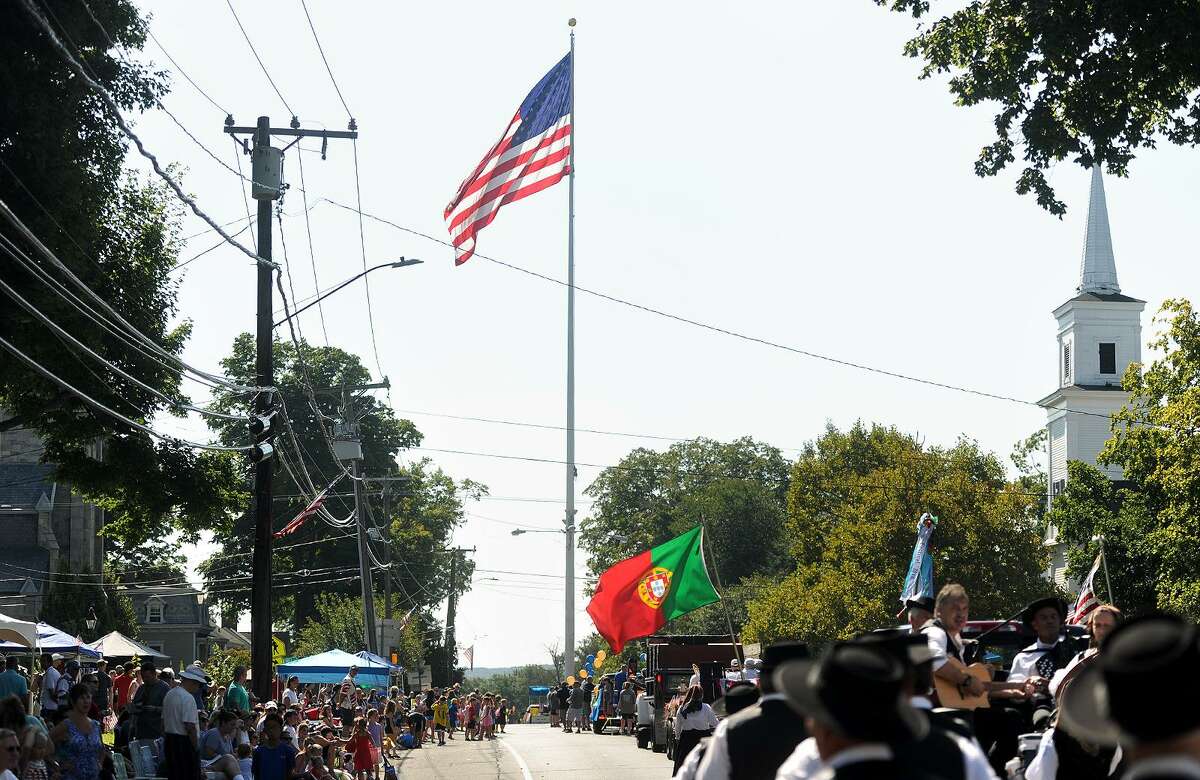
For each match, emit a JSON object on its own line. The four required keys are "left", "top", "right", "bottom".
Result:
{"left": 275, "top": 649, "right": 390, "bottom": 687}
{"left": 354, "top": 650, "right": 402, "bottom": 672}
{"left": 0, "top": 621, "right": 101, "bottom": 658}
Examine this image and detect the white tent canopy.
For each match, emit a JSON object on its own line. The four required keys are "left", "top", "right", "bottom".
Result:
{"left": 0, "top": 611, "right": 38, "bottom": 648}
{"left": 86, "top": 630, "right": 168, "bottom": 659}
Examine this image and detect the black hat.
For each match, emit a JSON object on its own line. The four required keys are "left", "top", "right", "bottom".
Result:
{"left": 760, "top": 641, "right": 810, "bottom": 675}
{"left": 905, "top": 596, "right": 935, "bottom": 614}
{"left": 854, "top": 629, "right": 935, "bottom": 668}
{"left": 1060, "top": 614, "right": 1200, "bottom": 747}
{"left": 711, "top": 682, "right": 760, "bottom": 718}
{"left": 1022, "top": 597, "right": 1068, "bottom": 627}
{"left": 773, "top": 644, "right": 928, "bottom": 742}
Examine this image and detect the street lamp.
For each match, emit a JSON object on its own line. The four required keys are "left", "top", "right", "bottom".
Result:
{"left": 85, "top": 605, "right": 97, "bottom": 632}
{"left": 274, "top": 257, "right": 423, "bottom": 327}
{"left": 511, "top": 527, "right": 571, "bottom": 536}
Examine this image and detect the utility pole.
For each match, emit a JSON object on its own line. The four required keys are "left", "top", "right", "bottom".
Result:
{"left": 224, "top": 116, "right": 358, "bottom": 700}
{"left": 443, "top": 546, "right": 474, "bottom": 685}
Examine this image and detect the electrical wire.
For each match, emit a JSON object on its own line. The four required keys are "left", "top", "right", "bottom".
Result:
{"left": 297, "top": 0, "right": 353, "bottom": 120}
{"left": 0, "top": 207, "right": 260, "bottom": 392}
{"left": 144, "top": 29, "right": 229, "bottom": 116}
{"left": 0, "top": 264, "right": 245, "bottom": 421}
{"left": 17, "top": 0, "right": 269, "bottom": 269}
{"left": 319, "top": 198, "right": 1133, "bottom": 427}
{"left": 295, "top": 152, "right": 329, "bottom": 345}
{"left": 350, "top": 142, "right": 386, "bottom": 387}
{"left": 171, "top": 222, "right": 253, "bottom": 273}
{"left": 225, "top": 0, "right": 295, "bottom": 119}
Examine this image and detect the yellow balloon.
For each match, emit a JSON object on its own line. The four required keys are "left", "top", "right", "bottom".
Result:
{"left": 579, "top": 669, "right": 589, "bottom": 678}
{"left": 593, "top": 656, "right": 603, "bottom": 669}
{"left": 595, "top": 650, "right": 606, "bottom": 662}
{"left": 566, "top": 675, "right": 575, "bottom": 685}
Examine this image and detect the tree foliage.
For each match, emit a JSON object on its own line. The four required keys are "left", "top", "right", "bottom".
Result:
{"left": 581, "top": 437, "right": 791, "bottom": 588}
{"left": 745, "top": 423, "right": 1050, "bottom": 646}
{"left": 876, "top": 1, "right": 1200, "bottom": 214}
{"left": 292, "top": 593, "right": 367, "bottom": 659}
{"left": 462, "top": 664, "right": 558, "bottom": 709}
{"left": 1045, "top": 460, "right": 1157, "bottom": 617}
{"left": 1062, "top": 298, "right": 1200, "bottom": 620}
{"left": 202, "top": 336, "right": 480, "bottom": 629}
{"left": 39, "top": 561, "right": 139, "bottom": 640}
{"left": 205, "top": 647, "right": 251, "bottom": 690}
{"left": 1, "top": 1, "right": 244, "bottom": 551}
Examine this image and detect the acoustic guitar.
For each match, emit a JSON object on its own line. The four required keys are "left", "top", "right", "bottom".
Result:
{"left": 933, "top": 663, "right": 1029, "bottom": 710}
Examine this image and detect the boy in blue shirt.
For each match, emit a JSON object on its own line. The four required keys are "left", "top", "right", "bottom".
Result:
{"left": 252, "top": 712, "right": 296, "bottom": 780}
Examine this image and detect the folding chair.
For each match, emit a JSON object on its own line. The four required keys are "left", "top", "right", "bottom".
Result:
{"left": 128, "top": 739, "right": 166, "bottom": 780}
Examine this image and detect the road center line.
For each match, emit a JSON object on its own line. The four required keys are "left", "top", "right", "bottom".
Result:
{"left": 498, "top": 735, "right": 534, "bottom": 780}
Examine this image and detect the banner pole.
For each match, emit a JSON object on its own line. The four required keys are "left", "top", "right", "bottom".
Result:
{"left": 701, "top": 517, "right": 742, "bottom": 666}
{"left": 1099, "top": 535, "right": 1115, "bottom": 605}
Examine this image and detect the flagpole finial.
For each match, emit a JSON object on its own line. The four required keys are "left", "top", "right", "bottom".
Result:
{"left": 568, "top": 17, "right": 576, "bottom": 27}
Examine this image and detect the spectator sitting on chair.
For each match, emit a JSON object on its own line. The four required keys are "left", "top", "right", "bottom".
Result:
{"left": 199, "top": 710, "right": 248, "bottom": 780}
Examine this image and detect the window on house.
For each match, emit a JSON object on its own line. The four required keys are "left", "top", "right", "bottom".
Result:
{"left": 1053, "top": 479, "right": 1066, "bottom": 495}
{"left": 1063, "top": 343, "right": 1072, "bottom": 383}
{"left": 146, "top": 642, "right": 164, "bottom": 653}
{"left": 147, "top": 601, "right": 164, "bottom": 624}
{"left": 1099, "top": 342, "right": 1116, "bottom": 375}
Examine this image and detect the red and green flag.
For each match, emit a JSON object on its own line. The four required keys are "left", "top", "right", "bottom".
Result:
{"left": 585, "top": 526, "right": 720, "bottom": 652}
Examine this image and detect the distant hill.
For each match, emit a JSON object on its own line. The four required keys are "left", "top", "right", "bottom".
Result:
{"left": 464, "top": 666, "right": 516, "bottom": 679}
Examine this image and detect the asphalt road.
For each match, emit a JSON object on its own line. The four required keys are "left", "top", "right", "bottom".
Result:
{"left": 391, "top": 723, "right": 673, "bottom": 779}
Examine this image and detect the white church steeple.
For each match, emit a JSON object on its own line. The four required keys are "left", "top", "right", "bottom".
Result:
{"left": 1039, "top": 166, "right": 1145, "bottom": 585}
{"left": 1078, "top": 165, "right": 1121, "bottom": 295}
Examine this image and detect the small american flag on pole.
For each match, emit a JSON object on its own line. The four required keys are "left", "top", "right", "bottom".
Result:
{"left": 1067, "top": 552, "right": 1104, "bottom": 625}
{"left": 445, "top": 53, "right": 572, "bottom": 265}
{"left": 274, "top": 486, "right": 331, "bottom": 539}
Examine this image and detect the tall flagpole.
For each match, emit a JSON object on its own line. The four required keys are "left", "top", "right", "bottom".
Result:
{"left": 564, "top": 17, "right": 578, "bottom": 681}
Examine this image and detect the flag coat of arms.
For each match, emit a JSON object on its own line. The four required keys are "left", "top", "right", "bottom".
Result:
{"left": 585, "top": 527, "right": 720, "bottom": 652}
{"left": 445, "top": 53, "right": 572, "bottom": 265}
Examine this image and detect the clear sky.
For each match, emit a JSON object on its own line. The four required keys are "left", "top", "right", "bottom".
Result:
{"left": 126, "top": 0, "right": 1200, "bottom": 667}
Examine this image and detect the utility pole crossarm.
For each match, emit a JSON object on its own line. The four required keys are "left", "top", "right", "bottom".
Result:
{"left": 225, "top": 126, "right": 359, "bottom": 139}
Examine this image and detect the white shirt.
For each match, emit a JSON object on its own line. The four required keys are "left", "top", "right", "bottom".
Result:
{"left": 282, "top": 689, "right": 300, "bottom": 707}
{"left": 1025, "top": 728, "right": 1057, "bottom": 780}
{"left": 2, "top": 768, "right": 19, "bottom": 780}
{"left": 689, "top": 673, "right": 701, "bottom": 688}
{"left": 674, "top": 702, "right": 718, "bottom": 737}
{"left": 163, "top": 686, "right": 198, "bottom": 736}
{"left": 696, "top": 692, "right": 787, "bottom": 780}
{"left": 41, "top": 666, "right": 61, "bottom": 711}
{"left": 1007, "top": 639, "right": 1057, "bottom": 684}
{"left": 922, "top": 623, "right": 962, "bottom": 672}
{"left": 1048, "top": 648, "right": 1095, "bottom": 700}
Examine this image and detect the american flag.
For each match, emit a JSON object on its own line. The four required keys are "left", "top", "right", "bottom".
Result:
{"left": 1067, "top": 553, "right": 1104, "bottom": 625}
{"left": 445, "top": 53, "right": 572, "bottom": 265}
{"left": 274, "top": 487, "right": 330, "bottom": 539}
{"left": 461, "top": 644, "right": 474, "bottom": 670}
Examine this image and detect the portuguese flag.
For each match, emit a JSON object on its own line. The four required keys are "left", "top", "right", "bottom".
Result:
{"left": 585, "top": 526, "right": 720, "bottom": 652}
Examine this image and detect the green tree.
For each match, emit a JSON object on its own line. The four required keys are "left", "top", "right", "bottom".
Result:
{"left": 205, "top": 647, "right": 251, "bottom": 691}
{"left": 1087, "top": 299, "right": 1200, "bottom": 619}
{"left": 292, "top": 593, "right": 366, "bottom": 658}
{"left": 203, "top": 336, "right": 480, "bottom": 630}
{"left": 1045, "top": 460, "right": 1157, "bottom": 616}
{"left": 745, "top": 423, "right": 1050, "bottom": 646}
{"left": 462, "top": 664, "right": 558, "bottom": 710}
{"left": 875, "top": 1, "right": 1200, "bottom": 213}
{"left": 581, "top": 437, "right": 791, "bottom": 588}
{"left": 1011, "top": 429, "right": 1049, "bottom": 532}
{"left": 39, "top": 561, "right": 139, "bottom": 639}
{"left": 1, "top": 3, "right": 244, "bottom": 549}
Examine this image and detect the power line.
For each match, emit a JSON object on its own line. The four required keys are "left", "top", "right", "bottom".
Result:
{"left": 17, "top": 0, "right": 268, "bottom": 269}
{"left": 0, "top": 199, "right": 260, "bottom": 393}
{"left": 350, "top": 142, "right": 386, "bottom": 387}
{"left": 0, "top": 332, "right": 251, "bottom": 452}
{"left": 225, "top": 0, "right": 295, "bottom": 120}
{"left": 295, "top": 153, "right": 329, "bottom": 345}
{"left": 297, "top": 0, "right": 353, "bottom": 120}
{"left": 145, "top": 29, "right": 229, "bottom": 116}
{"left": 319, "top": 198, "right": 1127, "bottom": 427}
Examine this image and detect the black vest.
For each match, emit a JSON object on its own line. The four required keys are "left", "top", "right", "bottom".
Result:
{"left": 893, "top": 726, "right": 965, "bottom": 780}
{"left": 724, "top": 698, "right": 808, "bottom": 780}
{"left": 831, "top": 759, "right": 946, "bottom": 780}
{"left": 924, "top": 620, "right": 964, "bottom": 663}
{"left": 1052, "top": 723, "right": 1117, "bottom": 779}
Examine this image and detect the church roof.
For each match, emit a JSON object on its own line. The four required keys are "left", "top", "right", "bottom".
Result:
{"left": 1070, "top": 291, "right": 1144, "bottom": 304}
{"left": 0, "top": 463, "right": 55, "bottom": 508}
{"left": 1078, "top": 165, "right": 1122, "bottom": 295}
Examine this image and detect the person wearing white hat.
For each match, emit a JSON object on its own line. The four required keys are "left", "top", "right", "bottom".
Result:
{"left": 162, "top": 665, "right": 206, "bottom": 780}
